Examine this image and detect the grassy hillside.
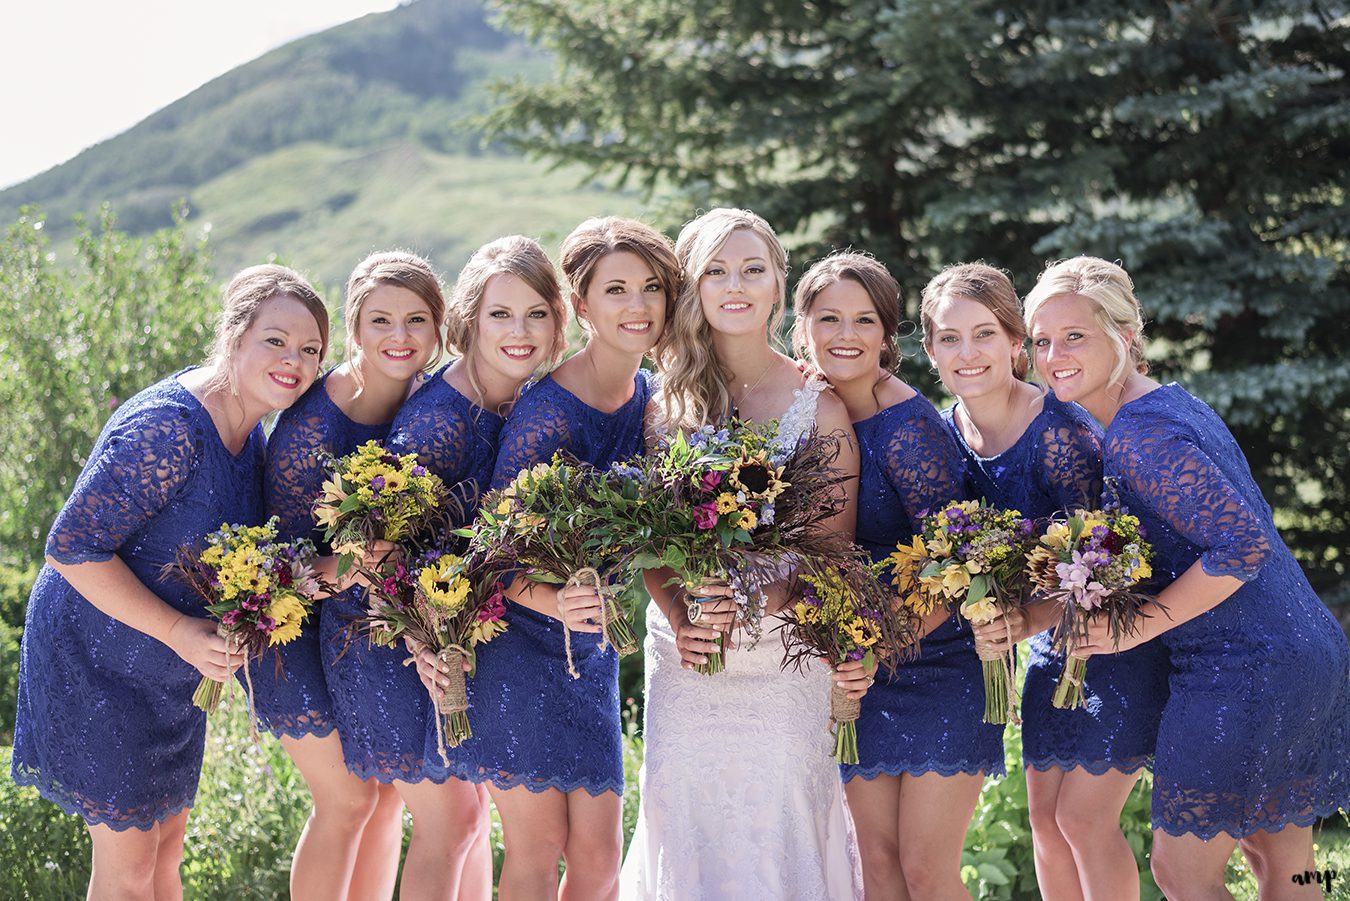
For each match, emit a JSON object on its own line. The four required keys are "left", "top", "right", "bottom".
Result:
{"left": 0, "top": 0, "right": 651, "bottom": 283}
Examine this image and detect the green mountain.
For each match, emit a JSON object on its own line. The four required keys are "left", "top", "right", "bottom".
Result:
{"left": 0, "top": 0, "right": 648, "bottom": 284}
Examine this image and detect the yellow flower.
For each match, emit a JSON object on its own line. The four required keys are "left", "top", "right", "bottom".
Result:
{"left": 939, "top": 564, "right": 971, "bottom": 598}
{"left": 961, "top": 597, "right": 999, "bottom": 624}
{"left": 926, "top": 531, "right": 953, "bottom": 558}
{"left": 730, "top": 451, "right": 788, "bottom": 501}
{"left": 266, "top": 593, "right": 306, "bottom": 626}
{"left": 739, "top": 508, "right": 758, "bottom": 530}
{"left": 1131, "top": 558, "right": 1152, "bottom": 582}
{"left": 715, "top": 493, "right": 738, "bottom": 514}
{"left": 314, "top": 502, "right": 342, "bottom": 530}
{"left": 495, "top": 497, "right": 513, "bottom": 516}
{"left": 418, "top": 555, "right": 472, "bottom": 614}
{"left": 1043, "top": 521, "right": 1073, "bottom": 550}
{"left": 334, "top": 540, "right": 366, "bottom": 559}
{"left": 268, "top": 617, "right": 303, "bottom": 645}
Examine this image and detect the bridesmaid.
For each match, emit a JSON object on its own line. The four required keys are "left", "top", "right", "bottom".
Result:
{"left": 921, "top": 262, "right": 1168, "bottom": 900}
{"left": 1025, "top": 256, "right": 1350, "bottom": 899}
{"left": 259, "top": 252, "right": 446, "bottom": 900}
{"left": 351, "top": 235, "right": 566, "bottom": 900}
{"left": 795, "top": 252, "right": 1000, "bottom": 900}
{"left": 458, "top": 217, "right": 679, "bottom": 898}
{"left": 11, "top": 265, "right": 327, "bottom": 898}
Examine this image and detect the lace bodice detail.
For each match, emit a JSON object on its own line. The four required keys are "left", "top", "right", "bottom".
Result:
{"left": 772, "top": 379, "right": 827, "bottom": 449}
{"left": 490, "top": 370, "right": 651, "bottom": 488}
{"left": 265, "top": 372, "right": 389, "bottom": 543}
{"left": 386, "top": 364, "right": 504, "bottom": 524}
{"left": 942, "top": 390, "right": 1103, "bottom": 518}
{"left": 854, "top": 394, "right": 967, "bottom": 562}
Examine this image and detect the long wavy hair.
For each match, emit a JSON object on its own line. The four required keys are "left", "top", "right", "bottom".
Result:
{"left": 1024, "top": 256, "right": 1148, "bottom": 390}
{"left": 345, "top": 250, "right": 447, "bottom": 395}
{"left": 654, "top": 208, "right": 788, "bottom": 432}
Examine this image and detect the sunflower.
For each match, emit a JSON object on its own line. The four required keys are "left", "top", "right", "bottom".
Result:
{"left": 729, "top": 450, "right": 789, "bottom": 502}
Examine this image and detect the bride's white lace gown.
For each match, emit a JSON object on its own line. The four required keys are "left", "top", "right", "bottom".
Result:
{"left": 619, "top": 382, "right": 863, "bottom": 900}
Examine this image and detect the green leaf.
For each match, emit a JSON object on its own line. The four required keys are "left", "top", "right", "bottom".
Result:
{"left": 966, "top": 574, "right": 988, "bottom": 605}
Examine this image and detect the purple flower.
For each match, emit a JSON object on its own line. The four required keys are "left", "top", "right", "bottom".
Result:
{"left": 411, "top": 465, "right": 427, "bottom": 477}
{"left": 693, "top": 502, "right": 718, "bottom": 530}
{"left": 221, "top": 609, "right": 242, "bottom": 626}
{"left": 699, "top": 471, "right": 723, "bottom": 492}
{"left": 240, "top": 594, "right": 263, "bottom": 611}
{"left": 257, "top": 615, "right": 276, "bottom": 633}
{"left": 370, "top": 475, "right": 386, "bottom": 493}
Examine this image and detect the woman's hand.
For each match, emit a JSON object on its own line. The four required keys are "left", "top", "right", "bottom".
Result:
{"left": 557, "top": 583, "right": 604, "bottom": 633}
{"left": 971, "top": 606, "right": 1030, "bottom": 658}
{"left": 1074, "top": 608, "right": 1159, "bottom": 656}
{"left": 404, "top": 636, "right": 470, "bottom": 702}
{"left": 673, "top": 580, "right": 736, "bottom": 670}
{"left": 165, "top": 615, "right": 246, "bottom": 682}
{"left": 832, "top": 657, "right": 875, "bottom": 701}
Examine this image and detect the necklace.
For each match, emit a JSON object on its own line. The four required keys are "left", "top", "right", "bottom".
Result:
{"left": 730, "top": 358, "right": 775, "bottom": 419}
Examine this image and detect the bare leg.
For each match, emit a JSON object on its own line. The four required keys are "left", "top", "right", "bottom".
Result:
{"left": 87, "top": 810, "right": 183, "bottom": 901}
{"left": 1026, "top": 766, "right": 1085, "bottom": 901}
{"left": 894, "top": 771, "right": 984, "bottom": 901}
{"left": 491, "top": 783, "right": 569, "bottom": 901}
{"left": 559, "top": 787, "right": 622, "bottom": 901}
{"left": 843, "top": 774, "right": 907, "bottom": 901}
{"left": 151, "top": 810, "right": 188, "bottom": 901}
{"left": 1151, "top": 828, "right": 1238, "bottom": 901}
{"left": 1240, "top": 824, "right": 1321, "bottom": 901}
{"left": 348, "top": 782, "right": 405, "bottom": 901}
{"left": 1055, "top": 768, "right": 1143, "bottom": 901}
{"left": 394, "top": 776, "right": 485, "bottom": 901}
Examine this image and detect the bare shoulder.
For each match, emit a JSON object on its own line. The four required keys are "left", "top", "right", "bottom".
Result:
{"left": 874, "top": 374, "right": 918, "bottom": 408}
{"left": 815, "top": 388, "right": 857, "bottom": 439}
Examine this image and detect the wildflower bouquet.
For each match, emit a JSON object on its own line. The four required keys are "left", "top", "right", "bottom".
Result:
{"left": 313, "top": 440, "right": 449, "bottom": 579}
{"left": 604, "top": 422, "right": 856, "bottom": 675}
{"left": 461, "top": 453, "right": 637, "bottom": 678}
{"left": 166, "top": 517, "right": 324, "bottom": 719}
{"left": 879, "top": 500, "right": 1037, "bottom": 724}
{"left": 352, "top": 549, "right": 508, "bottom": 759}
{"left": 778, "top": 561, "right": 905, "bottom": 763}
{"left": 1026, "top": 504, "right": 1155, "bottom": 709}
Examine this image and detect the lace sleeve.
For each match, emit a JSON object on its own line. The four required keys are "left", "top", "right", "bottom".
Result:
{"left": 264, "top": 410, "right": 329, "bottom": 542}
{"left": 882, "top": 408, "right": 967, "bottom": 520}
{"left": 489, "top": 397, "right": 573, "bottom": 491}
{"left": 1038, "top": 421, "right": 1104, "bottom": 513}
{"left": 45, "top": 406, "right": 196, "bottom": 564}
{"left": 1108, "top": 418, "right": 1272, "bottom": 581}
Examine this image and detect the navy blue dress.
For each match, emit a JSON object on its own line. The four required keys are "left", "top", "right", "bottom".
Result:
{"left": 942, "top": 391, "right": 1170, "bottom": 774}
{"left": 841, "top": 393, "right": 1006, "bottom": 782}
{"left": 11, "top": 373, "right": 265, "bottom": 830}
{"left": 466, "top": 370, "right": 650, "bottom": 796}
{"left": 250, "top": 371, "right": 389, "bottom": 740}
{"left": 323, "top": 364, "right": 503, "bottom": 783}
{"left": 1105, "top": 383, "right": 1350, "bottom": 839}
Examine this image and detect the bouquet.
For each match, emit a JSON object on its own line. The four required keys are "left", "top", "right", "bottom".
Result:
{"left": 314, "top": 440, "right": 449, "bottom": 579}
{"left": 603, "top": 421, "right": 860, "bottom": 675}
{"left": 778, "top": 561, "right": 908, "bottom": 764}
{"left": 351, "top": 549, "right": 509, "bottom": 761}
{"left": 166, "top": 518, "right": 324, "bottom": 730}
{"left": 879, "top": 500, "right": 1037, "bottom": 724}
{"left": 463, "top": 454, "right": 637, "bottom": 678}
{"left": 1027, "top": 503, "right": 1155, "bottom": 709}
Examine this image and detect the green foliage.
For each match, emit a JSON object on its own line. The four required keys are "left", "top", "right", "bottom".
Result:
{"left": 487, "top": 0, "right": 1350, "bottom": 605}
{"left": 0, "top": 207, "right": 216, "bottom": 562}
{"left": 0, "top": 562, "right": 37, "bottom": 745}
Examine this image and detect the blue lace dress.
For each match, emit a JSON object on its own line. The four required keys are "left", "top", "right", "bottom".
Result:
{"left": 323, "top": 364, "right": 503, "bottom": 783}
{"left": 842, "top": 394, "right": 1006, "bottom": 782}
{"left": 11, "top": 372, "right": 265, "bottom": 830}
{"left": 1106, "top": 383, "right": 1350, "bottom": 839}
{"left": 251, "top": 372, "right": 389, "bottom": 740}
{"left": 942, "top": 391, "right": 1170, "bottom": 774}
{"left": 466, "top": 371, "right": 650, "bottom": 797}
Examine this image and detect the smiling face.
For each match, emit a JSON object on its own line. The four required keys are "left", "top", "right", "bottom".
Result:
{"left": 577, "top": 250, "right": 667, "bottom": 356}
{"left": 697, "top": 229, "right": 780, "bottom": 338}
{"left": 1028, "top": 293, "right": 1123, "bottom": 415}
{"left": 229, "top": 294, "right": 324, "bottom": 413}
{"left": 926, "top": 296, "right": 1023, "bottom": 402}
{"left": 803, "top": 278, "right": 887, "bottom": 383}
{"left": 354, "top": 283, "right": 439, "bottom": 382}
{"left": 471, "top": 272, "right": 557, "bottom": 386}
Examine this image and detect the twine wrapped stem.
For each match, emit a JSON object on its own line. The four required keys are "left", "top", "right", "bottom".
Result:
{"left": 829, "top": 683, "right": 861, "bottom": 764}
{"left": 972, "top": 611, "right": 1020, "bottom": 726}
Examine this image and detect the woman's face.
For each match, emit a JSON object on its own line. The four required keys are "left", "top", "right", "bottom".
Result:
{"left": 470, "top": 273, "right": 558, "bottom": 387}
{"left": 354, "top": 283, "right": 438, "bottom": 382}
{"left": 804, "top": 278, "right": 887, "bottom": 384}
{"left": 926, "top": 296, "right": 1021, "bottom": 402}
{"left": 230, "top": 294, "right": 324, "bottom": 412}
{"left": 576, "top": 250, "right": 666, "bottom": 357}
{"left": 1029, "top": 293, "right": 1120, "bottom": 412}
{"left": 697, "top": 229, "right": 779, "bottom": 339}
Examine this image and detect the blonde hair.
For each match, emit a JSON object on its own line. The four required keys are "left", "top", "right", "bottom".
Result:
{"left": 921, "top": 262, "right": 1029, "bottom": 380}
{"left": 792, "top": 251, "right": 903, "bottom": 372}
{"left": 559, "top": 217, "right": 681, "bottom": 348}
{"left": 448, "top": 235, "right": 567, "bottom": 406}
{"left": 345, "top": 251, "right": 446, "bottom": 394}
{"left": 1024, "top": 256, "right": 1148, "bottom": 389}
{"left": 202, "top": 264, "right": 329, "bottom": 397}
{"left": 655, "top": 208, "right": 788, "bottom": 431}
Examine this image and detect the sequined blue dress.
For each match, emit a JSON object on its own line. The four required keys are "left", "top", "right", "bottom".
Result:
{"left": 842, "top": 393, "right": 1006, "bottom": 782}
{"left": 1105, "top": 383, "right": 1350, "bottom": 838}
{"left": 11, "top": 372, "right": 265, "bottom": 830}
{"left": 942, "top": 391, "right": 1170, "bottom": 774}
{"left": 250, "top": 372, "right": 389, "bottom": 740}
{"left": 467, "top": 371, "right": 650, "bottom": 796}
{"left": 323, "top": 364, "right": 503, "bottom": 783}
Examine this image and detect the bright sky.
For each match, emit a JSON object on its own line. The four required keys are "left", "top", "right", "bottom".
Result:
{"left": 0, "top": 0, "right": 401, "bottom": 190}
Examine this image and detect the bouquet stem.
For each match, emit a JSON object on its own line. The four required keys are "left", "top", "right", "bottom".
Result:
{"left": 192, "top": 677, "right": 224, "bottom": 713}
{"left": 600, "top": 597, "right": 639, "bottom": 658}
{"left": 693, "top": 632, "right": 725, "bottom": 676}
{"left": 829, "top": 683, "right": 861, "bottom": 765}
{"left": 1053, "top": 655, "right": 1088, "bottom": 710}
{"left": 432, "top": 646, "right": 472, "bottom": 765}
{"left": 981, "top": 658, "right": 1009, "bottom": 725}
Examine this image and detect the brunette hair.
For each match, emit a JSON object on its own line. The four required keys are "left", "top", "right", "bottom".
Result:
{"left": 792, "top": 251, "right": 903, "bottom": 371}
{"left": 344, "top": 251, "right": 447, "bottom": 393}
{"left": 921, "top": 262, "right": 1028, "bottom": 379}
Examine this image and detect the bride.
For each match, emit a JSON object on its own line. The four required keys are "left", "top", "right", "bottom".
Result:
{"left": 619, "top": 208, "right": 868, "bottom": 900}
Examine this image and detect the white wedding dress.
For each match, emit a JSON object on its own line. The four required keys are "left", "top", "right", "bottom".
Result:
{"left": 620, "top": 381, "right": 863, "bottom": 901}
